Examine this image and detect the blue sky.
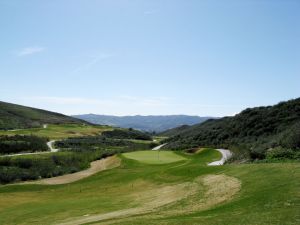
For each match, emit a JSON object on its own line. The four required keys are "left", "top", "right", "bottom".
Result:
{"left": 0, "top": 0, "right": 299, "bottom": 116}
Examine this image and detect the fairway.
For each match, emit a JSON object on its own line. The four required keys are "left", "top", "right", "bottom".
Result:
{"left": 0, "top": 149, "right": 299, "bottom": 225}
{"left": 123, "top": 150, "right": 186, "bottom": 164}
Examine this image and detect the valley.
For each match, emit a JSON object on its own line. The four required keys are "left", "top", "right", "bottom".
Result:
{"left": 1, "top": 1, "right": 299, "bottom": 224}
{"left": 0, "top": 99, "right": 299, "bottom": 225}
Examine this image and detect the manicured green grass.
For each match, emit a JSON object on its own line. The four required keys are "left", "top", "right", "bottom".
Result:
{"left": 153, "top": 136, "right": 168, "bottom": 142}
{"left": 123, "top": 150, "right": 187, "bottom": 164}
{"left": 0, "top": 124, "right": 112, "bottom": 139}
{"left": 0, "top": 148, "right": 298, "bottom": 225}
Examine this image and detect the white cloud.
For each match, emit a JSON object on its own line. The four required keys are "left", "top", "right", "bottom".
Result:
{"left": 17, "top": 46, "right": 45, "bottom": 56}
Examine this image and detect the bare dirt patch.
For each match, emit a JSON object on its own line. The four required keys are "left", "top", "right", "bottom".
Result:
{"left": 58, "top": 181, "right": 198, "bottom": 225}
{"left": 58, "top": 174, "right": 241, "bottom": 225}
{"left": 26, "top": 155, "right": 121, "bottom": 185}
{"left": 191, "top": 174, "right": 241, "bottom": 211}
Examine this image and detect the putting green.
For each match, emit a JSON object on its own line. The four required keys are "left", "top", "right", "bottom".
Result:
{"left": 122, "top": 150, "right": 186, "bottom": 164}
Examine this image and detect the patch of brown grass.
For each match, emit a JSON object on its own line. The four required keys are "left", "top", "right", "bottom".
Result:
{"left": 58, "top": 174, "right": 241, "bottom": 225}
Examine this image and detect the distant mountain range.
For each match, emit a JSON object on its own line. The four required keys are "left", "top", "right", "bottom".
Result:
{"left": 72, "top": 114, "right": 213, "bottom": 132}
{"left": 0, "top": 101, "right": 87, "bottom": 130}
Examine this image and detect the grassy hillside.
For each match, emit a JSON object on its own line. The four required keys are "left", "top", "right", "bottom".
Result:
{"left": 159, "top": 124, "right": 191, "bottom": 137}
{"left": 73, "top": 114, "right": 212, "bottom": 132}
{"left": 164, "top": 98, "right": 300, "bottom": 161}
{"left": 0, "top": 149, "right": 298, "bottom": 224}
{"left": 0, "top": 124, "right": 111, "bottom": 139}
{"left": 0, "top": 101, "right": 87, "bottom": 130}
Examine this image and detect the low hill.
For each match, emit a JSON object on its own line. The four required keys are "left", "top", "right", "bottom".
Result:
{"left": 159, "top": 125, "right": 191, "bottom": 137}
{"left": 164, "top": 98, "right": 300, "bottom": 161}
{"left": 102, "top": 128, "right": 152, "bottom": 141}
{"left": 0, "top": 101, "right": 87, "bottom": 130}
{"left": 72, "top": 114, "right": 212, "bottom": 132}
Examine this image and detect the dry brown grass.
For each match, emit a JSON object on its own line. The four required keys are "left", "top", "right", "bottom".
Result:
{"left": 58, "top": 174, "right": 241, "bottom": 225}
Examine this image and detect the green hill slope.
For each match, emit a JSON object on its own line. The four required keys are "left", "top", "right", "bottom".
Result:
{"left": 164, "top": 98, "right": 300, "bottom": 161}
{"left": 159, "top": 124, "right": 192, "bottom": 137}
{"left": 0, "top": 101, "right": 87, "bottom": 130}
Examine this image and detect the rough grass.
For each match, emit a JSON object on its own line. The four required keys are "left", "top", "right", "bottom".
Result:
{"left": 122, "top": 150, "right": 187, "bottom": 164}
{"left": 0, "top": 124, "right": 112, "bottom": 139}
{"left": 0, "top": 149, "right": 299, "bottom": 225}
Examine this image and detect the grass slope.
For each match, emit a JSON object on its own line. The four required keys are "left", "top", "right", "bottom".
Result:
{"left": 0, "top": 149, "right": 298, "bottom": 225}
{"left": 0, "top": 101, "right": 87, "bottom": 130}
{"left": 0, "top": 124, "right": 111, "bottom": 139}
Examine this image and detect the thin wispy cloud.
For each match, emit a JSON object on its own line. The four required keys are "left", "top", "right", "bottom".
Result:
{"left": 144, "top": 9, "right": 159, "bottom": 15}
{"left": 23, "top": 96, "right": 169, "bottom": 107}
{"left": 21, "top": 96, "right": 172, "bottom": 115}
{"left": 19, "top": 96, "right": 246, "bottom": 116}
{"left": 72, "top": 53, "right": 114, "bottom": 73}
{"left": 119, "top": 95, "right": 170, "bottom": 106}
{"left": 17, "top": 46, "right": 45, "bottom": 56}
{"left": 22, "top": 96, "right": 112, "bottom": 105}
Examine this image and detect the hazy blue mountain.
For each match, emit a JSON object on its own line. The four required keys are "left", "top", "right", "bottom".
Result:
{"left": 72, "top": 114, "right": 212, "bottom": 132}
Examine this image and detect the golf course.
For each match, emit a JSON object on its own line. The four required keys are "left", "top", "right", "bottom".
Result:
{"left": 1, "top": 1, "right": 299, "bottom": 223}
{"left": 0, "top": 148, "right": 299, "bottom": 225}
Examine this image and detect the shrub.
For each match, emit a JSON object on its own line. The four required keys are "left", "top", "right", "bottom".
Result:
{"left": 266, "top": 147, "right": 300, "bottom": 160}
{"left": 0, "top": 135, "right": 48, "bottom": 154}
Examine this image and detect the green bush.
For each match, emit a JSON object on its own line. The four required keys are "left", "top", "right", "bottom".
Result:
{"left": 0, "top": 135, "right": 48, "bottom": 154}
{"left": 266, "top": 147, "right": 300, "bottom": 160}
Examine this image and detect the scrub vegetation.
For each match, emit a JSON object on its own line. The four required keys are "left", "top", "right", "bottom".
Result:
{"left": 0, "top": 135, "right": 48, "bottom": 155}
{"left": 101, "top": 128, "right": 153, "bottom": 141}
{"left": 0, "top": 135, "right": 152, "bottom": 184}
{"left": 164, "top": 98, "right": 300, "bottom": 162}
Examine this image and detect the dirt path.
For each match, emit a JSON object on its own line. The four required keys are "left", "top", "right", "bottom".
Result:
{"left": 47, "top": 140, "right": 58, "bottom": 152}
{"left": 24, "top": 155, "right": 121, "bottom": 185}
{"left": 208, "top": 149, "right": 232, "bottom": 166}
